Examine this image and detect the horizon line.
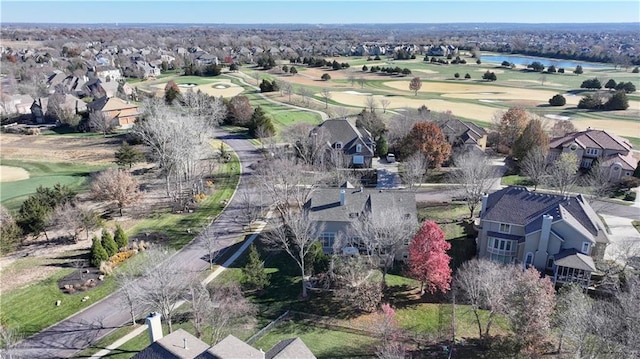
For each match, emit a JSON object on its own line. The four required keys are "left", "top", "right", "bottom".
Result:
{"left": 3, "top": 21, "right": 639, "bottom": 25}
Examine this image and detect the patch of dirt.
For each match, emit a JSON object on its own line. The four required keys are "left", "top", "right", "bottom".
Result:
{"left": 0, "top": 133, "right": 120, "bottom": 164}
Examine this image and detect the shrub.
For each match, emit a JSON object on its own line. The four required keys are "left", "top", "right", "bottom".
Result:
{"left": 101, "top": 228, "right": 118, "bottom": 257}
{"left": 548, "top": 94, "right": 566, "bottom": 106}
{"left": 604, "top": 91, "right": 629, "bottom": 110}
{"left": 99, "top": 261, "right": 114, "bottom": 275}
{"left": 91, "top": 236, "right": 108, "bottom": 267}
{"left": 624, "top": 191, "right": 637, "bottom": 202}
{"left": 577, "top": 94, "right": 603, "bottom": 109}
{"left": 632, "top": 67, "right": 639, "bottom": 73}
{"left": 194, "top": 193, "right": 207, "bottom": 202}
{"left": 109, "top": 250, "right": 135, "bottom": 267}
{"left": 114, "top": 224, "right": 128, "bottom": 250}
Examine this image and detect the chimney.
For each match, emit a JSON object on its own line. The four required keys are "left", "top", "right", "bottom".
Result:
{"left": 145, "top": 312, "right": 163, "bottom": 344}
{"left": 537, "top": 214, "right": 553, "bottom": 255}
{"left": 340, "top": 189, "right": 346, "bottom": 206}
{"left": 480, "top": 193, "right": 489, "bottom": 216}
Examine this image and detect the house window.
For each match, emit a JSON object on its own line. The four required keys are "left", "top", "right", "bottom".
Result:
{"left": 487, "top": 237, "right": 517, "bottom": 264}
{"left": 547, "top": 256, "right": 554, "bottom": 269}
{"left": 581, "top": 242, "right": 591, "bottom": 255}
{"left": 353, "top": 155, "right": 364, "bottom": 165}
{"left": 524, "top": 252, "right": 534, "bottom": 269}
{"left": 334, "top": 142, "right": 343, "bottom": 149}
{"left": 580, "top": 158, "right": 593, "bottom": 168}
{"left": 319, "top": 232, "right": 336, "bottom": 250}
{"left": 586, "top": 148, "right": 599, "bottom": 156}
{"left": 498, "top": 223, "right": 511, "bottom": 234}
{"left": 356, "top": 144, "right": 363, "bottom": 153}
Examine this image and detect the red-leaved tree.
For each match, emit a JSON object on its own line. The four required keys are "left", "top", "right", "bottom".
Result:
{"left": 408, "top": 221, "right": 452, "bottom": 295}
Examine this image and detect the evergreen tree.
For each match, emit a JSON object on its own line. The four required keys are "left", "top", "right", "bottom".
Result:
{"left": 115, "top": 142, "right": 144, "bottom": 168}
{"left": 604, "top": 91, "right": 629, "bottom": 110}
{"left": 633, "top": 161, "right": 640, "bottom": 178}
{"left": 91, "top": 235, "right": 108, "bottom": 267}
{"left": 242, "top": 244, "right": 270, "bottom": 291}
{"left": 248, "top": 106, "right": 275, "bottom": 138}
{"left": 114, "top": 224, "right": 129, "bottom": 250}
{"left": 376, "top": 135, "right": 389, "bottom": 158}
{"left": 574, "top": 65, "right": 583, "bottom": 75}
{"left": 101, "top": 228, "right": 118, "bottom": 257}
{"left": 604, "top": 79, "right": 617, "bottom": 90}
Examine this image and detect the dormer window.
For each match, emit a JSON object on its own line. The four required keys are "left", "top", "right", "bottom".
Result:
{"left": 499, "top": 223, "right": 511, "bottom": 234}
{"left": 335, "top": 142, "right": 343, "bottom": 149}
{"left": 356, "top": 144, "right": 362, "bottom": 153}
{"left": 586, "top": 148, "right": 599, "bottom": 155}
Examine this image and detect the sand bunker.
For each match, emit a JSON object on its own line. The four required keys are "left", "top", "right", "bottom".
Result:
{"left": 0, "top": 166, "right": 30, "bottom": 182}
{"left": 178, "top": 83, "right": 197, "bottom": 88}
{"left": 545, "top": 114, "right": 571, "bottom": 121}
{"left": 479, "top": 99, "right": 501, "bottom": 103}
{"left": 343, "top": 91, "right": 372, "bottom": 95}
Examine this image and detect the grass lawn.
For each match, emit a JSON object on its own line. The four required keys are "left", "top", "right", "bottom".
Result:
{"left": 0, "top": 159, "right": 110, "bottom": 211}
{"left": 417, "top": 202, "right": 469, "bottom": 223}
{"left": 253, "top": 321, "right": 377, "bottom": 359}
{"left": 1, "top": 269, "right": 118, "bottom": 339}
{"left": 500, "top": 175, "right": 533, "bottom": 187}
{"left": 1, "top": 153, "right": 241, "bottom": 342}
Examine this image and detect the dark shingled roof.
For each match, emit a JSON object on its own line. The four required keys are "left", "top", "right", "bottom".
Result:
{"left": 549, "top": 129, "right": 632, "bottom": 152}
{"left": 484, "top": 186, "right": 608, "bottom": 244}
{"left": 307, "top": 188, "right": 416, "bottom": 223}
{"left": 314, "top": 119, "right": 374, "bottom": 156}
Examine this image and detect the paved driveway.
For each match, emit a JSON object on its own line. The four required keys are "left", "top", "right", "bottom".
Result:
{"left": 601, "top": 214, "right": 640, "bottom": 267}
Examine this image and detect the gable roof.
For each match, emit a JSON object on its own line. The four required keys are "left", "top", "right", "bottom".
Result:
{"left": 484, "top": 186, "right": 608, "bottom": 244}
{"left": 436, "top": 118, "right": 487, "bottom": 144}
{"left": 549, "top": 129, "right": 632, "bottom": 152}
{"left": 132, "top": 329, "right": 210, "bottom": 359}
{"left": 601, "top": 152, "right": 637, "bottom": 171}
{"left": 204, "top": 335, "right": 264, "bottom": 359}
{"left": 265, "top": 337, "right": 317, "bottom": 359}
{"left": 88, "top": 97, "right": 138, "bottom": 112}
{"left": 307, "top": 188, "right": 416, "bottom": 224}
{"left": 314, "top": 119, "right": 374, "bottom": 155}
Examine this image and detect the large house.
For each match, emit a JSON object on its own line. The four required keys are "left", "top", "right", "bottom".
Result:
{"left": 30, "top": 95, "right": 87, "bottom": 124}
{"left": 133, "top": 313, "right": 315, "bottom": 359}
{"left": 435, "top": 118, "right": 487, "bottom": 153}
{"left": 305, "top": 185, "right": 417, "bottom": 259}
{"left": 548, "top": 129, "right": 637, "bottom": 182}
{"left": 86, "top": 96, "right": 139, "bottom": 128}
{"left": 477, "top": 186, "right": 609, "bottom": 287}
{"left": 311, "top": 119, "right": 376, "bottom": 168}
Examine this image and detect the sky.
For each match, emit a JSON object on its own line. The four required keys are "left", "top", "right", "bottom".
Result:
{"left": 1, "top": 1, "right": 639, "bottom": 24}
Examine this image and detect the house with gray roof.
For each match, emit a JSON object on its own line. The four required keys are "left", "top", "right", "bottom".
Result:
{"left": 477, "top": 186, "right": 609, "bottom": 288}
{"left": 548, "top": 129, "right": 636, "bottom": 182}
{"left": 306, "top": 186, "right": 417, "bottom": 259}
{"left": 312, "top": 119, "right": 376, "bottom": 168}
{"left": 133, "top": 314, "right": 315, "bottom": 359}
{"left": 435, "top": 118, "right": 487, "bottom": 153}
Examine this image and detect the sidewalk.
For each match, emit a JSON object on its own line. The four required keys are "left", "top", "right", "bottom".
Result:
{"left": 89, "top": 214, "right": 271, "bottom": 359}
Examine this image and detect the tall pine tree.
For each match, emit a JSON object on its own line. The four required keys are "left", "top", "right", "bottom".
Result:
{"left": 91, "top": 235, "right": 109, "bottom": 267}
{"left": 101, "top": 228, "right": 118, "bottom": 257}
{"left": 114, "top": 224, "right": 129, "bottom": 250}
{"left": 242, "top": 244, "right": 270, "bottom": 291}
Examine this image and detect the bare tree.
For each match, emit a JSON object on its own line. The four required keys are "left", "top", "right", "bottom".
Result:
{"left": 347, "top": 75, "right": 356, "bottom": 86}
{"left": 188, "top": 282, "right": 211, "bottom": 339}
{"left": 365, "top": 95, "right": 377, "bottom": 112}
{"left": 135, "top": 248, "right": 192, "bottom": 333}
{"left": 320, "top": 88, "right": 332, "bottom": 109}
{"left": 91, "top": 168, "right": 142, "bottom": 216}
{"left": 387, "top": 108, "right": 428, "bottom": 145}
{"left": 409, "top": 77, "right": 422, "bottom": 96}
{"left": 206, "top": 281, "right": 257, "bottom": 344}
{"left": 89, "top": 111, "right": 114, "bottom": 137}
{"left": 583, "top": 164, "right": 616, "bottom": 201}
{"left": 283, "top": 123, "right": 329, "bottom": 167}
{"left": 252, "top": 71, "right": 261, "bottom": 86}
{"left": 455, "top": 259, "right": 515, "bottom": 339}
{"left": 449, "top": 152, "right": 499, "bottom": 218}
{"left": 380, "top": 98, "right": 391, "bottom": 113}
{"left": 297, "top": 87, "right": 310, "bottom": 106}
{"left": 254, "top": 157, "right": 319, "bottom": 222}
{"left": 545, "top": 153, "right": 578, "bottom": 195}
{"left": 349, "top": 206, "right": 416, "bottom": 284}
{"left": 51, "top": 202, "right": 84, "bottom": 241}
{"left": 115, "top": 265, "right": 143, "bottom": 326}
{"left": 520, "top": 146, "right": 548, "bottom": 191}
{"left": 358, "top": 77, "right": 365, "bottom": 88}
{"left": 180, "top": 90, "right": 227, "bottom": 127}
{"left": 401, "top": 152, "right": 428, "bottom": 190}
{"left": 200, "top": 229, "right": 220, "bottom": 270}
{"left": 263, "top": 212, "right": 324, "bottom": 297}
{"left": 332, "top": 256, "right": 383, "bottom": 312}
{"left": 282, "top": 81, "right": 293, "bottom": 102}
{"left": 553, "top": 284, "right": 593, "bottom": 355}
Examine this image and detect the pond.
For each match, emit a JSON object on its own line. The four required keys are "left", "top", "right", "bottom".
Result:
{"left": 481, "top": 54, "right": 612, "bottom": 69}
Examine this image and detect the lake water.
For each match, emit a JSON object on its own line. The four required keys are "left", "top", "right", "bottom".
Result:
{"left": 481, "top": 54, "right": 612, "bottom": 69}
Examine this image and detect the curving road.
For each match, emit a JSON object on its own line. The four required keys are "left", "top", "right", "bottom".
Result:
{"left": 14, "top": 130, "right": 264, "bottom": 359}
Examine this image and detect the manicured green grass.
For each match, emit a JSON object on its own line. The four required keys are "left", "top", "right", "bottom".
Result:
{"left": 253, "top": 321, "right": 377, "bottom": 359}
{"left": 500, "top": 175, "right": 533, "bottom": 187}
{"left": 417, "top": 203, "right": 469, "bottom": 223}
{"left": 1, "top": 269, "right": 118, "bottom": 339}
{"left": 0, "top": 159, "right": 110, "bottom": 211}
